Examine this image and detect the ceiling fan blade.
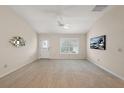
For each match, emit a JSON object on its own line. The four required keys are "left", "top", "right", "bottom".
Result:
{"left": 57, "top": 15, "right": 65, "bottom": 26}
{"left": 57, "top": 19, "right": 64, "bottom": 26}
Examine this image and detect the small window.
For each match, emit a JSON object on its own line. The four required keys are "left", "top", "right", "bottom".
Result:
{"left": 42, "top": 40, "right": 49, "bottom": 49}
{"left": 60, "top": 38, "right": 79, "bottom": 54}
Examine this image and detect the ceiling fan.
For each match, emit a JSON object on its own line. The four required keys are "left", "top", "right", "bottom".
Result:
{"left": 57, "top": 16, "right": 70, "bottom": 29}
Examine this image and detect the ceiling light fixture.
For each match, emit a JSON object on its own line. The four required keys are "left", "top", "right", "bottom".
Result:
{"left": 57, "top": 16, "right": 70, "bottom": 29}
{"left": 63, "top": 24, "right": 70, "bottom": 29}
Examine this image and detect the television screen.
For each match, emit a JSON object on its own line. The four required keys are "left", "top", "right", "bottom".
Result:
{"left": 90, "top": 35, "right": 106, "bottom": 50}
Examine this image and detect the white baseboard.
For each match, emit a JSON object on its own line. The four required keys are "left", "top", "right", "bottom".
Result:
{"left": 87, "top": 58, "right": 124, "bottom": 80}
{"left": 0, "top": 63, "right": 26, "bottom": 78}
{"left": 38, "top": 58, "right": 86, "bottom": 60}
{"left": 0, "top": 59, "right": 37, "bottom": 79}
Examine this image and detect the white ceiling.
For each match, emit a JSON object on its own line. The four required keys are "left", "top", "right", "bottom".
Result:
{"left": 10, "top": 5, "right": 112, "bottom": 34}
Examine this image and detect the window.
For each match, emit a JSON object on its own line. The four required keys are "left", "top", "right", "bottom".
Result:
{"left": 42, "top": 40, "right": 49, "bottom": 49}
{"left": 60, "top": 38, "right": 79, "bottom": 54}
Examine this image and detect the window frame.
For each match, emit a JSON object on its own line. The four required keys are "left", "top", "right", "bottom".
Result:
{"left": 60, "top": 38, "right": 80, "bottom": 54}
{"left": 41, "top": 40, "right": 49, "bottom": 49}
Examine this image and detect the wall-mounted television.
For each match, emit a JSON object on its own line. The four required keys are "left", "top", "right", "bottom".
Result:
{"left": 90, "top": 35, "right": 106, "bottom": 50}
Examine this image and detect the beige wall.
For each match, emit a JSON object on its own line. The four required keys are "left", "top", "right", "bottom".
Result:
{"left": 0, "top": 6, "right": 38, "bottom": 78}
{"left": 38, "top": 34, "right": 86, "bottom": 59}
{"left": 87, "top": 6, "right": 124, "bottom": 79}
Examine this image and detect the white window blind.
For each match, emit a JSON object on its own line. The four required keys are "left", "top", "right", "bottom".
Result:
{"left": 60, "top": 38, "right": 79, "bottom": 54}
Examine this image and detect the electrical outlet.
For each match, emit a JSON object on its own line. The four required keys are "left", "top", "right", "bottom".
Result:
{"left": 4, "top": 64, "right": 8, "bottom": 68}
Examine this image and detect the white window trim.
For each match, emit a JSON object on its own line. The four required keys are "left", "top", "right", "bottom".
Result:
{"left": 60, "top": 38, "right": 80, "bottom": 54}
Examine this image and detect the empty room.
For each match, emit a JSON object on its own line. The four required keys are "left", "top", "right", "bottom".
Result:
{"left": 0, "top": 5, "right": 124, "bottom": 88}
